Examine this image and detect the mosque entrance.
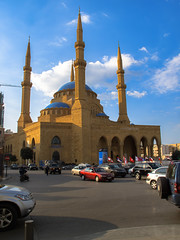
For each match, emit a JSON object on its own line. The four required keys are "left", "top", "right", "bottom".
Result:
{"left": 140, "top": 137, "right": 148, "bottom": 158}
{"left": 111, "top": 137, "right": 120, "bottom": 162}
{"left": 98, "top": 136, "right": 108, "bottom": 164}
{"left": 123, "top": 136, "right": 137, "bottom": 160}
{"left": 52, "top": 151, "right": 60, "bottom": 163}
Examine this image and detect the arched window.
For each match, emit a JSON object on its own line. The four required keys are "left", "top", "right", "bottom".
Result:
{"left": 51, "top": 136, "right": 61, "bottom": 149}
{"left": 51, "top": 136, "right": 61, "bottom": 145}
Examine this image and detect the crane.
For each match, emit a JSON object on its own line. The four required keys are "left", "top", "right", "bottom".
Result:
{"left": 0, "top": 84, "right": 21, "bottom": 88}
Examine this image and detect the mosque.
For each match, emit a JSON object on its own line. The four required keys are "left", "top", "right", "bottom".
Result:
{"left": 5, "top": 10, "right": 161, "bottom": 166}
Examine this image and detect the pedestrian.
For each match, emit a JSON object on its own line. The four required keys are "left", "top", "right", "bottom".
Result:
{"left": 45, "top": 165, "right": 49, "bottom": 176}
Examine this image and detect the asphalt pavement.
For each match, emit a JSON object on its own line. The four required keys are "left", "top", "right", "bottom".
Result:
{"left": 1, "top": 169, "right": 180, "bottom": 240}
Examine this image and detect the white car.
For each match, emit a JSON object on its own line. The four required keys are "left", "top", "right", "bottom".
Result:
{"left": 71, "top": 165, "right": 89, "bottom": 175}
{"left": 0, "top": 184, "right": 36, "bottom": 231}
{"left": 146, "top": 166, "right": 168, "bottom": 190}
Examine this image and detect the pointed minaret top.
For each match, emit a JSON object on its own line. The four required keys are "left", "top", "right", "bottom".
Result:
{"left": 25, "top": 37, "right": 31, "bottom": 68}
{"left": 71, "top": 60, "right": 74, "bottom": 82}
{"left": 77, "top": 8, "right": 83, "bottom": 42}
{"left": 117, "top": 42, "right": 123, "bottom": 71}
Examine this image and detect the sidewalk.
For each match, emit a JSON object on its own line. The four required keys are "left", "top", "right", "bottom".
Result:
{"left": 73, "top": 224, "right": 180, "bottom": 240}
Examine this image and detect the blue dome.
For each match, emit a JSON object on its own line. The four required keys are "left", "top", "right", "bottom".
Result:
{"left": 58, "top": 81, "right": 92, "bottom": 92}
{"left": 45, "top": 102, "right": 70, "bottom": 109}
{"left": 96, "top": 113, "right": 108, "bottom": 117}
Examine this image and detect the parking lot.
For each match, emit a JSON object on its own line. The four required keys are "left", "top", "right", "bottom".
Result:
{"left": 1, "top": 169, "right": 180, "bottom": 240}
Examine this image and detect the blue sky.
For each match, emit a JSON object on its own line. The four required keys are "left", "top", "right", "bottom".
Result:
{"left": 0, "top": 0, "right": 179, "bottom": 145}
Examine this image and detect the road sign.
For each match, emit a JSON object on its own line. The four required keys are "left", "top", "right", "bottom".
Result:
{"left": 5, "top": 156, "right": 10, "bottom": 161}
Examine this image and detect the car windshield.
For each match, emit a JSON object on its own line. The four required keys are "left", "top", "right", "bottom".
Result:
{"left": 51, "top": 164, "right": 58, "bottom": 167}
{"left": 149, "top": 163, "right": 159, "bottom": 169}
{"left": 95, "top": 168, "right": 106, "bottom": 173}
{"left": 110, "top": 164, "right": 119, "bottom": 169}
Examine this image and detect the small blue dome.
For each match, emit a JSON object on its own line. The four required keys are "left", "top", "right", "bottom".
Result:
{"left": 96, "top": 113, "right": 108, "bottom": 117}
{"left": 45, "top": 102, "right": 70, "bottom": 109}
{"left": 58, "top": 81, "right": 92, "bottom": 92}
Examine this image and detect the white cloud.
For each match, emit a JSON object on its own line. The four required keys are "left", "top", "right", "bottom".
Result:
{"left": 49, "top": 37, "right": 67, "bottom": 47}
{"left": 31, "top": 53, "right": 140, "bottom": 97}
{"left": 127, "top": 90, "right": 147, "bottom": 98}
{"left": 151, "top": 53, "right": 180, "bottom": 93}
{"left": 139, "top": 47, "right": 148, "bottom": 53}
{"left": 151, "top": 52, "right": 159, "bottom": 61}
{"left": 163, "top": 33, "right": 170, "bottom": 38}
{"left": 67, "top": 13, "right": 91, "bottom": 25}
{"left": 31, "top": 60, "right": 72, "bottom": 97}
{"left": 61, "top": 2, "right": 67, "bottom": 8}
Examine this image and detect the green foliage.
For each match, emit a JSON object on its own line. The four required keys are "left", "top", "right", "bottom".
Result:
{"left": 20, "top": 147, "right": 33, "bottom": 160}
{"left": 172, "top": 150, "right": 180, "bottom": 160}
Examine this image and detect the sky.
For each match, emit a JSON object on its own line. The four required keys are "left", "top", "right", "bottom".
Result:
{"left": 0, "top": 0, "right": 179, "bottom": 145}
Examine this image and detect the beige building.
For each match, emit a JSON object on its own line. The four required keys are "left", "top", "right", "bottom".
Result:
{"left": 5, "top": 11, "right": 161, "bottom": 166}
{"left": 161, "top": 143, "right": 180, "bottom": 159}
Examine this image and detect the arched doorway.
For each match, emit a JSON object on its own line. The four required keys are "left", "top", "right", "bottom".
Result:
{"left": 52, "top": 151, "right": 60, "bottom": 162}
{"left": 111, "top": 137, "right": 120, "bottom": 162}
{"left": 124, "top": 136, "right": 137, "bottom": 160}
{"left": 152, "top": 137, "right": 159, "bottom": 158}
{"left": 98, "top": 136, "right": 108, "bottom": 164}
{"left": 140, "top": 137, "right": 148, "bottom": 158}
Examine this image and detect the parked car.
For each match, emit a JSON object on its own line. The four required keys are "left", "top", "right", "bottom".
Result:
{"left": 146, "top": 166, "right": 168, "bottom": 189}
{"left": 157, "top": 161, "right": 180, "bottom": 207}
{"left": 79, "top": 167, "right": 114, "bottom": 182}
{"left": 28, "top": 164, "right": 38, "bottom": 170}
{"left": 49, "top": 163, "right": 61, "bottom": 174}
{"left": 0, "top": 184, "right": 36, "bottom": 231}
{"left": 129, "top": 162, "right": 159, "bottom": 180}
{"left": 71, "top": 165, "right": 86, "bottom": 175}
{"left": 62, "top": 164, "right": 75, "bottom": 170}
{"left": 98, "top": 163, "right": 126, "bottom": 177}
{"left": 10, "top": 164, "right": 19, "bottom": 170}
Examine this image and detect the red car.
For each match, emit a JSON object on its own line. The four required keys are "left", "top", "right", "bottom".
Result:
{"left": 79, "top": 167, "right": 114, "bottom": 182}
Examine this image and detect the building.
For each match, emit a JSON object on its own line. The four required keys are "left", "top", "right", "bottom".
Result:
{"left": 161, "top": 143, "right": 180, "bottom": 159}
{"left": 5, "top": 10, "right": 161, "bottom": 166}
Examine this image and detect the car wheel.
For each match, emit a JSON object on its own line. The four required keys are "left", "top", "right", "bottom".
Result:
{"left": 81, "top": 175, "right": 85, "bottom": 180}
{"left": 0, "top": 204, "right": 18, "bottom": 231}
{"left": 150, "top": 180, "right": 157, "bottom": 190}
{"left": 95, "top": 176, "right": 99, "bottom": 182}
{"left": 157, "top": 177, "right": 171, "bottom": 199}
{"left": 135, "top": 172, "right": 141, "bottom": 180}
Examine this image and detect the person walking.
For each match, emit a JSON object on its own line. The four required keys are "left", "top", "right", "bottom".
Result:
{"left": 45, "top": 165, "right": 49, "bottom": 176}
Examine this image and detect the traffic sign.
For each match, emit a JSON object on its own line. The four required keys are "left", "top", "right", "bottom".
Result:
{"left": 5, "top": 156, "right": 10, "bottom": 161}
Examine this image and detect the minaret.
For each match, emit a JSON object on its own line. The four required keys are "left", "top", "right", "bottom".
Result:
{"left": 116, "top": 43, "right": 130, "bottom": 124}
{"left": 71, "top": 9, "right": 91, "bottom": 164}
{"left": 18, "top": 38, "right": 32, "bottom": 132}
{"left": 74, "top": 8, "right": 87, "bottom": 100}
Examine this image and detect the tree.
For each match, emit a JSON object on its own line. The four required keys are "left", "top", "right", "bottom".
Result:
{"left": 20, "top": 147, "right": 33, "bottom": 162}
{"left": 10, "top": 155, "right": 17, "bottom": 163}
{"left": 172, "top": 150, "right": 180, "bottom": 160}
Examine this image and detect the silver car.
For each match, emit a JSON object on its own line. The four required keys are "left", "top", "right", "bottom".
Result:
{"left": 146, "top": 166, "right": 168, "bottom": 189}
{"left": 0, "top": 184, "right": 36, "bottom": 231}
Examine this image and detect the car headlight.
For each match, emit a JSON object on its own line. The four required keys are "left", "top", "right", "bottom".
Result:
{"left": 15, "top": 194, "right": 32, "bottom": 201}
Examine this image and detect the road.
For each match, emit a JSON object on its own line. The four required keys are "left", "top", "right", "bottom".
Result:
{"left": 1, "top": 169, "right": 180, "bottom": 240}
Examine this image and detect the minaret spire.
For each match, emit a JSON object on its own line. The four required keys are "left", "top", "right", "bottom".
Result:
{"left": 116, "top": 43, "right": 130, "bottom": 124}
{"left": 18, "top": 38, "right": 32, "bottom": 132}
{"left": 74, "top": 8, "right": 86, "bottom": 100}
